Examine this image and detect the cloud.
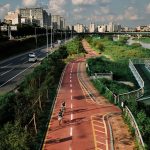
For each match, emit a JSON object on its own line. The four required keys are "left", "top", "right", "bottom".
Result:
{"left": 124, "top": 7, "right": 138, "bottom": 20}
{"left": 100, "top": 0, "right": 111, "bottom": 3}
{"left": 146, "top": 3, "right": 150, "bottom": 14}
{"left": 116, "top": 15, "right": 124, "bottom": 21}
{"left": 100, "top": 7, "right": 110, "bottom": 14}
{"left": 73, "top": 8, "right": 84, "bottom": 13}
{"left": 0, "top": 4, "right": 10, "bottom": 20}
{"left": 22, "top": 0, "right": 37, "bottom": 7}
{"left": 48, "top": 0, "right": 66, "bottom": 15}
{"left": 72, "top": 0, "right": 97, "bottom": 5}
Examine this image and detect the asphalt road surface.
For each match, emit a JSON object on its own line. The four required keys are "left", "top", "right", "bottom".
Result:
{"left": 0, "top": 45, "right": 55, "bottom": 94}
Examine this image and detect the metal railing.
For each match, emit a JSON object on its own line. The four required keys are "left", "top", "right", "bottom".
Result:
{"left": 104, "top": 87, "right": 145, "bottom": 149}
{"left": 129, "top": 59, "right": 144, "bottom": 88}
{"left": 124, "top": 106, "right": 145, "bottom": 149}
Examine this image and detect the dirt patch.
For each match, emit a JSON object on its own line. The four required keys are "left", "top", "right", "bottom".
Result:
{"left": 109, "top": 114, "right": 137, "bottom": 150}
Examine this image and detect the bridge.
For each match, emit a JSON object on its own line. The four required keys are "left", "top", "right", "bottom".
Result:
{"left": 75, "top": 31, "right": 150, "bottom": 36}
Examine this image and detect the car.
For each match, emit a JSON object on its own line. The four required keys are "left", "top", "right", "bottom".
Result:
{"left": 28, "top": 52, "right": 37, "bottom": 62}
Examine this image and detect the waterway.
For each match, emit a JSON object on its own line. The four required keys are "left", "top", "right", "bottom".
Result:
{"left": 113, "top": 37, "right": 150, "bottom": 49}
{"left": 127, "top": 39, "right": 150, "bottom": 49}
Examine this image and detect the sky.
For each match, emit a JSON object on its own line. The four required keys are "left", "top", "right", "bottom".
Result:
{"left": 0, "top": 0, "right": 150, "bottom": 27}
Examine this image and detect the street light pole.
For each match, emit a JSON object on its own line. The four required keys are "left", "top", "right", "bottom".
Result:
{"left": 35, "top": 27, "right": 37, "bottom": 49}
{"left": 65, "top": 30, "right": 66, "bottom": 43}
{"left": 50, "top": 17, "right": 53, "bottom": 49}
{"left": 46, "top": 25, "right": 49, "bottom": 58}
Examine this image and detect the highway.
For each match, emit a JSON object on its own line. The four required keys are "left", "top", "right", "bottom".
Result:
{"left": 0, "top": 45, "right": 55, "bottom": 94}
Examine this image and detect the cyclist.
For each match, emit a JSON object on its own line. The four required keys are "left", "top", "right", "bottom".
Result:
{"left": 58, "top": 109, "right": 63, "bottom": 125}
{"left": 61, "top": 101, "right": 66, "bottom": 114}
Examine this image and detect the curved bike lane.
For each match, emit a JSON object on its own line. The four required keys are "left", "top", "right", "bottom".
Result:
{"left": 42, "top": 55, "right": 121, "bottom": 150}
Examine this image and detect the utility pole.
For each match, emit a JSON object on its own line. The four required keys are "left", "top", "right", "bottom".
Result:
{"left": 35, "top": 27, "right": 37, "bottom": 49}
{"left": 65, "top": 30, "right": 66, "bottom": 43}
{"left": 8, "top": 25, "right": 12, "bottom": 40}
{"left": 46, "top": 25, "right": 49, "bottom": 58}
{"left": 50, "top": 14, "right": 53, "bottom": 49}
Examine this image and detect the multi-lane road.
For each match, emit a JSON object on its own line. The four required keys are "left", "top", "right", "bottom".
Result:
{"left": 0, "top": 45, "right": 54, "bottom": 94}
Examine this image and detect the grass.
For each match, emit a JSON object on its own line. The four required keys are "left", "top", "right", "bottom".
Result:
{"left": 133, "top": 37, "right": 150, "bottom": 43}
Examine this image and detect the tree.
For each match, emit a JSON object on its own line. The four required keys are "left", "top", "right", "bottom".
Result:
{"left": 0, "top": 121, "right": 31, "bottom": 150}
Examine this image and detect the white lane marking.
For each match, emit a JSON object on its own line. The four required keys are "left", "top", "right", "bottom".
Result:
{"left": 0, "top": 63, "right": 36, "bottom": 88}
{"left": 70, "top": 127, "right": 73, "bottom": 136}
{"left": 70, "top": 76, "right": 72, "bottom": 79}
{"left": 71, "top": 103, "right": 73, "bottom": 109}
{"left": 71, "top": 113, "right": 73, "bottom": 120}
{"left": 23, "top": 61, "right": 29, "bottom": 64}
{"left": 70, "top": 84, "right": 72, "bottom": 88}
{"left": 71, "top": 95, "right": 73, "bottom": 100}
{"left": 70, "top": 80, "right": 72, "bottom": 83}
{"left": 70, "top": 89, "right": 72, "bottom": 93}
{"left": 69, "top": 146, "right": 72, "bottom": 150}
{"left": 0, "top": 63, "right": 12, "bottom": 69}
{"left": 20, "top": 57, "right": 26, "bottom": 61}
{"left": 0, "top": 68, "right": 14, "bottom": 76}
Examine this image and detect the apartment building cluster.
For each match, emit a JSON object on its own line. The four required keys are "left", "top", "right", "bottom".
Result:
{"left": 3, "top": 7, "right": 66, "bottom": 29}
{"left": 73, "top": 22, "right": 150, "bottom": 33}
{"left": 73, "top": 22, "right": 122, "bottom": 33}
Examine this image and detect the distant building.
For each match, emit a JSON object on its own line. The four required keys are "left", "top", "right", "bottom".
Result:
{"left": 107, "top": 22, "right": 121, "bottom": 32}
{"left": 136, "top": 25, "right": 150, "bottom": 32}
{"left": 60, "top": 17, "right": 65, "bottom": 30}
{"left": 4, "top": 11, "right": 21, "bottom": 25}
{"left": 19, "top": 7, "right": 50, "bottom": 27}
{"left": 74, "top": 23, "right": 84, "bottom": 33}
{"left": 52, "top": 15, "right": 60, "bottom": 29}
{"left": 117, "top": 24, "right": 122, "bottom": 32}
{"left": 51, "top": 15, "right": 65, "bottom": 30}
{"left": 97, "top": 25, "right": 107, "bottom": 32}
{"left": 89, "top": 23, "right": 96, "bottom": 33}
{"left": 123, "top": 27, "right": 129, "bottom": 32}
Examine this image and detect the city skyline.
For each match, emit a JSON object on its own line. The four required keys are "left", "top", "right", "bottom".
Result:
{"left": 0, "top": 0, "right": 150, "bottom": 27}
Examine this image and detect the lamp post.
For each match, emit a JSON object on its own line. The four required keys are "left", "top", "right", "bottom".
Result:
{"left": 50, "top": 24, "right": 53, "bottom": 49}
{"left": 35, "top": 27, "right": 38, "bottom": 49}
{"left": 46, "top": 25, "right": 49, "bottom": 58}
{"left": 65, "top": 30, "right": 66, "bottom": 43}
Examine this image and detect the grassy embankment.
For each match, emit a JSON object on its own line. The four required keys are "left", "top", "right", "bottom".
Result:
{"left": 133, "top": 37, "right": 150, "bottom": 43}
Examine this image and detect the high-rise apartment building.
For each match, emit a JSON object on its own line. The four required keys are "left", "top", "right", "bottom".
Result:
{"left": 51, "top": 15, "right": 65, "bottom": 30}
{"left": 52, "top": 15, "right": 60, "bottom": 30}
{"left": 97, "top": 25, "right": 107, "bottom": 32}
{"left": 74, "top": 23, "right": 84, "bottom": 33}
{"left": 89, "top": 23, "right": 96, "bottom": 33}
{"left": 19, "top": 7, "right": 50, "bottom": 27}
{"left": 60, "top": 17, "right": 65, "bottom": 30}
{"left": 4, "top": 11, "right": 21, "bottom": 25}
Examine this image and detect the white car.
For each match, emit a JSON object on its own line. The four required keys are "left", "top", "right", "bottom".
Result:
{"left": 28, "top": 52, "right": 37, "bottom": 62}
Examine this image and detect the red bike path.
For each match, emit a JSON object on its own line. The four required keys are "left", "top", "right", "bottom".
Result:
{"left": 42, "top": 41, "right": 121, "bottom": 150}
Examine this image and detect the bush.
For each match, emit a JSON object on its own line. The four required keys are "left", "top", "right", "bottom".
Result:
{"left": 131, "top": 43, "right": 142, "bottom": 48}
